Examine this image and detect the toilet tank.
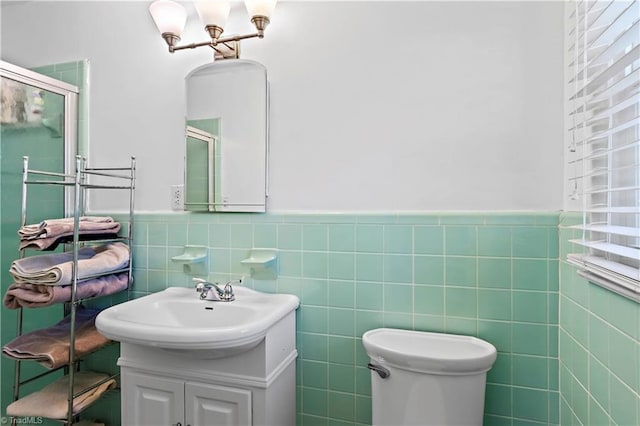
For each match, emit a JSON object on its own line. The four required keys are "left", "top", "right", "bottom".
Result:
{"left": 363, "top": 328, "right": 497, "bottom": 426}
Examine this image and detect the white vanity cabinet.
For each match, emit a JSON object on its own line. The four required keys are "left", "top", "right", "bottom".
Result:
{"left": 122, "top": 370, "right": 251, "bottom": 426}
{"left": 118, "top": 310, "right": 297, "bottom": 426}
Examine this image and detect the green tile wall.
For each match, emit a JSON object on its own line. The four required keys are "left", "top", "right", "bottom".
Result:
{"left": 17, "top": 209, "right": 638, "bottom": 426}
{"left": 558, "top": 213, "right": 640, "bottom": 426}
{"left": 91, "top": 211, "right": 561, "bottom": 426}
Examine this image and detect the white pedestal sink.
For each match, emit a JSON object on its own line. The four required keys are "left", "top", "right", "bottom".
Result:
{"left": 96, "top": 286, "right": 299, "bottom": 358}
{"left": 95, "top": 286, "right": 300, "bottom": 426}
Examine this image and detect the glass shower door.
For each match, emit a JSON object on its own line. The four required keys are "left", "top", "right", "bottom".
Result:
{"left": 0, "top": 62, "right": 79, "bottom": 418}
{"left": 1, "top": 74, "right": 67, "bottom": 217}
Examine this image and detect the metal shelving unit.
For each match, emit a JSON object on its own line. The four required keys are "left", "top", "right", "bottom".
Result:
{"left": 9, "top": 155, "right": 135, "bottom": 425}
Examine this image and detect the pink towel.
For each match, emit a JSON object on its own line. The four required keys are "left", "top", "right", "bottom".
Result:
{"left": 6, "top": 371, "right": 116, "bottom": 419}
{"left": 19, "top": 227, "right": 121, "bottom": 251}
{"left": 10, "top": 243, "right": 130, "bottom": 286}
{"left": 18, "top": 217, "right": 120, "bottom": 251}
{"left": 18, "top": 216, "right": 116, "bottom": 239}
{"left": 3, "top": 273, "right": 129, "bottom": 309}
{"left": 2, "top": 308, "right": 110, "bottom": 369}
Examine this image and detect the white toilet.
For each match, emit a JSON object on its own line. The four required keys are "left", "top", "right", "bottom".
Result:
{"left": 362, "top": 328, "right": 497, "bottom": 426}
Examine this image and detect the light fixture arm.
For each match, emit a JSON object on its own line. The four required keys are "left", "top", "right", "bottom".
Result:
{"left": 166, "top": 31, "right": 264, "bottom": 59}
{"left": 169, "top": 31, "right": 261, "bottom": 52}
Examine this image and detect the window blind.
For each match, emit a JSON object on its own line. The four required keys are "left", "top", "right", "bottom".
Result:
{"left": 566, "top": 0, "right": 639, "bottom": 302}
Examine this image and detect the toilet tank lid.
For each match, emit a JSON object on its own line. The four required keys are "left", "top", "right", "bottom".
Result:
{"left": 362, "top": 328, "right": 497, "bottom": 375}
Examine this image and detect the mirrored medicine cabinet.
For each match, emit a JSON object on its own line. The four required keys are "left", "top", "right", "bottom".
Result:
{"left": 184, "top": 59, "right": 269, "bottom": 213}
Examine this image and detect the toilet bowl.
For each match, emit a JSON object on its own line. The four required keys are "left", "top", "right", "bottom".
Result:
{"left": 362, "top": 328, "right": 497, "bottom": 426}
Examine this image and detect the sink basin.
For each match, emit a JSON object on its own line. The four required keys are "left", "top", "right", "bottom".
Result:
{"left": 96, "top": 286, "right": 299, "bottom": 358}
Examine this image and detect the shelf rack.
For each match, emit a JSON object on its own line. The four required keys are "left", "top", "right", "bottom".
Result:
{"left": 9, "top": 155, "right": 135, "bottom": 425}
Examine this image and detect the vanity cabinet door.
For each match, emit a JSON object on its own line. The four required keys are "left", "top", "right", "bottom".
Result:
{"left": 185, "top": 381, "right": 252, "bottom": 426}
{"left": 122, "top": 371, "right": 185, "bottom": 426}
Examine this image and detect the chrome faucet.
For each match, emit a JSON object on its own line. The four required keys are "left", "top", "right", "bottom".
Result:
{"left": 193, "top": 277, "right": 240, "bottom": 302}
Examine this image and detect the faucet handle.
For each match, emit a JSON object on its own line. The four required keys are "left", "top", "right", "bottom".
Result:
{"left": 224, "top": 278, "right": 242, "bottom": 290}
{"left": 224, "top": 282, "right": 234, "bottom": 293}
{"left": 193, "top": 277, "right": 207, "bottom": 292}
{"left": 226, "top": 277, "right": 243, "bottom": 287}
{"left": 223, "top": 278, "right": 240, "bottom": 301}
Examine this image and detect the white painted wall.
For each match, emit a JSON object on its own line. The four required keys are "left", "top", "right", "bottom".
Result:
{"left": 0, "top": 1, "right": 565, "bottom": 212}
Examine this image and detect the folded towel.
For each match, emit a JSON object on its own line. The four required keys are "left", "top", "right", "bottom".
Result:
{"left": 10, "top": 246, "right": 96, "bottom": 283}
{"left": 3, "top": 273, "right": 129, "bottom": 309}
{"left": 6, "top": 371, "right": 116, "bottom": 419}
{"left": 10, "top": 243, "right": 130, "bottom": 286}
{"left": 2, "top": 308, "right": 110, "bottom": 369}
{"left": 19, "top": 227, "right": 121, "bottom": 251}
{"left": 18, "top": 216, "right": 115, "bottom": 239}
{"left": 18, "top": 216, "right": 120, "bottom": 251}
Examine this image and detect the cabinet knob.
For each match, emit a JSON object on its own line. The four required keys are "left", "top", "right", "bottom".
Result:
{"left": 172, "top": 423, "right": 182, "bottom": 426}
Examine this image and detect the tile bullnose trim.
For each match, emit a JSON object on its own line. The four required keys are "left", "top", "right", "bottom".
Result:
{"left": 103, "top": 211, "right": 561, "bottom": 227}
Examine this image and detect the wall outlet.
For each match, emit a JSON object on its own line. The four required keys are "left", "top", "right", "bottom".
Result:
{"left": 171, "top": 184, "right": 184, "bottom": 210}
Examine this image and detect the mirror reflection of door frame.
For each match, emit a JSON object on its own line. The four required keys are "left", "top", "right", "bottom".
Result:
{"left": 0, "top": 60, "right": 79, "bottom": 214}
{"left": 185, "top": 125, "right": 216, "bottom": 212}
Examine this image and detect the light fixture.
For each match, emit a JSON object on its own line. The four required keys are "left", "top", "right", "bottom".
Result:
{"left": 149, "top": 0, "right": 277, "bottom": 60}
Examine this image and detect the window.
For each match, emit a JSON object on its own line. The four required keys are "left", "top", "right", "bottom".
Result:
{"left": 566, "top": 0, "right": 639, "bottom": 302}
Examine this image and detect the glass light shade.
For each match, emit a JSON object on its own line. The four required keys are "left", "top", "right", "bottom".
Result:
{"left": 244, "top": 0, "right": 277, "bottom": 19}
{"left": 149, "top": 0, "right": 187, "bottom": 36}
{"left": 194, "top": 1, "right": 231, "bottom": 28}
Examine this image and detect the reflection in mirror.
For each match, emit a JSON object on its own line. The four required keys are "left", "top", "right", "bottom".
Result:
{"left": 185, "top": 59, "right": 268, "bottom": 212}
{"left": 185, "top": 125, "right": 218, "bottom": 211}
